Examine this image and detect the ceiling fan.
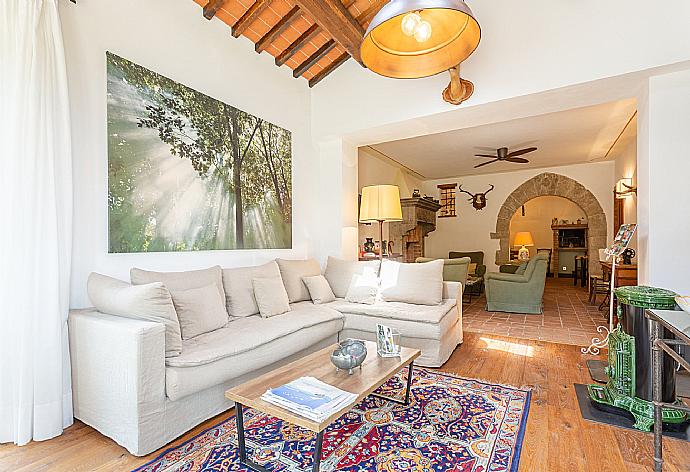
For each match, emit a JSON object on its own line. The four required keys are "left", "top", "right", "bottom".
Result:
{"left": 474, "top": 146, "right": 538, "bottom": 168}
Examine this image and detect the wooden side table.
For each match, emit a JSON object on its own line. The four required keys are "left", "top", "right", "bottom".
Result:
{"left": 645, "top": 309, "right": 690, "bottom": 471}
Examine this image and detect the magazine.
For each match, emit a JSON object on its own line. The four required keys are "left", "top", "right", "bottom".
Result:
{"left": 261, "top": 377, "right": 357, "bottom": 422}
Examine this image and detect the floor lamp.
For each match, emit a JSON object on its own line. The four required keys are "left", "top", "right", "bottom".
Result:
{"left": 359, "top": 185, "right": 403, "bottom": 260}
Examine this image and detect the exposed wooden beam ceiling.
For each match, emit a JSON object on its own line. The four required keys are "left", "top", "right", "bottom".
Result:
{"left": 196, "top": 0, "right": 382, "bottom": 86}
{"left": 275, "top": 23, "right": 320, "bottom": 66}
{"left": 255, "top": 5, "right": 301, "bottom": 53}
{"left": 231, "top": 0, "right": 271, "bottom": 38}
{"left": 292, "top": 0, "right": 364, "bottom": 63}
{"left": 309, "top": 52, "right": 350, "bottom": 87}
{"left": 356, "top": 0, "right": 387, "bottom": 26}
{"left": 203, "top": 0, "right": 226, "bottom": 20}
{"left": 293, "top": 40, "right": 336, "bottom": 78}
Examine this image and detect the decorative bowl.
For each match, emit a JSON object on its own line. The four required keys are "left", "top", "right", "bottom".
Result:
{"left": 676, "top": 296, "right": 690, "bottom": 315}
{"left": 330, "top": 339, "right": 367, "bottom": 375}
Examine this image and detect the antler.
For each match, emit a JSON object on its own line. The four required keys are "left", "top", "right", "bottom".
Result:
{"left": 484, "top": 184, "right": 495, "bottom": 195}
{"left": 458, "top": 184, "right": 475, "bottom": 198}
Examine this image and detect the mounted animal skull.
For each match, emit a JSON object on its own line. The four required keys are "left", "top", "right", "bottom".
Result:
{"left": 459, "top": 184, "right": 494, "bottom": 211}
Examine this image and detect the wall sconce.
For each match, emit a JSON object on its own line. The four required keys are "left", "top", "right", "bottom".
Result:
{"left": 615, "top": 178, "right": 637, "bottom": 199}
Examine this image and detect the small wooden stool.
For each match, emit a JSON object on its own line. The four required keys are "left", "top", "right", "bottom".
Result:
{"left": 589, "top": 274, "right": 608, "bottom": 305}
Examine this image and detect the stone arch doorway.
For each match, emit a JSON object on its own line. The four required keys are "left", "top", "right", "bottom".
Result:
{"left": 490, "top": 172, "right": 607, "bottom": 275}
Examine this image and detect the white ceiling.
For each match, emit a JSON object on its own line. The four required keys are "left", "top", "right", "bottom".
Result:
{"left": 368, "top": 98, "right": 637, "bottom": 179}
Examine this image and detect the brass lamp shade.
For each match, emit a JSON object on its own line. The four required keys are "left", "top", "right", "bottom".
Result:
{"left": 361, "top": 0, "right": 481, "bottom": 79}
{"left": 359, "top": 185, "right": 403, "bottom": 222}
{"left": 514, "top": 231, "right": 535, "bottom": 247}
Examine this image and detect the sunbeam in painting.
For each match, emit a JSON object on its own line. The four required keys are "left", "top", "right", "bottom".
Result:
{"left": 107, "top": 52, "right": 292, "bottom": 253}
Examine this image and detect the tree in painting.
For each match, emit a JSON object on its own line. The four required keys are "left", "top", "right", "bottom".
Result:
{"left": 107, "top": 52, "right": 291, "bottom": 252}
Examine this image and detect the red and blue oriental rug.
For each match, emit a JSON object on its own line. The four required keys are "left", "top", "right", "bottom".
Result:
{"left": 134, "top": 368, "right": 531, "bottom": 472}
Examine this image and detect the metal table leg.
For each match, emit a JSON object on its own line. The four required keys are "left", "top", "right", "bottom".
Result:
{"left": 371, "top": 362, "right": 414, "bottom": 405}
{"left": 236, "top": 402, "right": 325, "bottom": 472}
{"left": 651, "top": 320, "right": 663, "bottom": 472}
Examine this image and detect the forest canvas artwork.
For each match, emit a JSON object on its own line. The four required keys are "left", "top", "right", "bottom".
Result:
{"left": 107, "top": 52, "right": 292, "bottom": 253}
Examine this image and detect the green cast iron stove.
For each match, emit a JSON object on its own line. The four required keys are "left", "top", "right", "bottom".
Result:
{"left": 587, "top": 286, "right": 688, "bottom": 431}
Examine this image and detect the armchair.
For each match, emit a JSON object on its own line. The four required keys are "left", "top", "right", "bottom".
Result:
{"left": 415, "top": 257, "right": 471, "bottom": 291}
{"left": 485, "top": 253, "right": 549, "bottom": 314}
{"left": 449, "top": 251, "right": 485, "bottom": 298}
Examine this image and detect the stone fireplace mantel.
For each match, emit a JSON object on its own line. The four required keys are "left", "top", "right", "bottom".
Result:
{"left": 388, "top": 197, "right": 442, "bottom": 262}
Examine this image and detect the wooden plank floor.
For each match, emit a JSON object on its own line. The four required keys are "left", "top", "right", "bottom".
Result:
{"left": 1, "top": 333, "right": 689, "bottom": 471}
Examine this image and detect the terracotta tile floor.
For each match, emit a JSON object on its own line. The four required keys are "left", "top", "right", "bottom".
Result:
{"left": 463, "top": 277, "right": 609, "bottom": 347}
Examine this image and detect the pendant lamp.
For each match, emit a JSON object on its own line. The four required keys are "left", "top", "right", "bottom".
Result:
{"left": 361, "top": 0, "right": 481, "bottom": 105}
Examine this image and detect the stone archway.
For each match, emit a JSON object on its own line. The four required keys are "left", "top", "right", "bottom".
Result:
{"left": 490, "top": 172, "right": 607, "bottom": 275}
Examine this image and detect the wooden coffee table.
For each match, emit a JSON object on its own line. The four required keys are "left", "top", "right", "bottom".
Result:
{"left": 225, "top": 341, "right": 420, "bottom": 472}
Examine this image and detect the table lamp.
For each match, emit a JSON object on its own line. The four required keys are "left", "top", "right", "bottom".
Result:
{"left": 359, "top": 185, "right": 403, "bottom": 260}
{"left": 514, "top": 231, "right": 534, "bottom": 261}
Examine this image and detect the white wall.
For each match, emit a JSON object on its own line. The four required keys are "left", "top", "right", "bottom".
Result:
{"left": 612, "top": 137, "right": 638, "bottom": 254}
{"left": 420, "top": 162, "right": 614, "bottom": 272}
{"left": 311, "top": 0, "right": 690, "bottom": 141}
{"left": 60, "top": 0, "right": 315, "bottom": 307}
{"left": 637, "top": 69, "right": 690, "bottom": 293}
{"left": 509, "top": 197, "right": 585, "bottom": 258}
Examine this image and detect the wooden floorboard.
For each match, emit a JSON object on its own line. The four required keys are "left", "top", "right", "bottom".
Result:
{"left": 1, "top": 332, "right": 689, "bottom": 471}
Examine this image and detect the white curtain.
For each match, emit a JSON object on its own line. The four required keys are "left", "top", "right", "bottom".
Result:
{"left": 0, "top": 0, "right": 74, "bottom": 445}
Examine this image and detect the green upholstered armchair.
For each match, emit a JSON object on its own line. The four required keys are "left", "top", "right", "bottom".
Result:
{"left": 448, "top": 251, "right": 486, "bottom": 277}
{"left": 415, "top": 257, "right": 471, "bottom": 290}
{"left": 484, "top": 253, "right": 549, "bottom": 314}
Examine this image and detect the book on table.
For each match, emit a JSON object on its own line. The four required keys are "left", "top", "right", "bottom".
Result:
{"left": 260, "top": 377, "right": 357, "bottom": 422}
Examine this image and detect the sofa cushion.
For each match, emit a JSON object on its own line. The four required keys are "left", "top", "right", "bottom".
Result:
{"left": 345, "top": 273, "right": 379, "bottom": 305}
{"left": 131, "top": 266, "right": 226, "bottom": 316}
{"left": 327, "top": 299, "right": 458, "bottom": 340}
{"left": 87, "top": 272, "right": 182, "bottom": 357}
{"left": 302, "top": 275, "right": 336, "bottom": 304}
{"left": 222, "top": 261, "right": 281, "bottom": 318}
{"left": 164, "top": 304, "right": 344, "bottom": 400}
{"left": 253, "top": 277, "right": 291, "bottom": 317}
{"left": 323, "top": 257, "right": 380, "bottom": 298}
{"left": 276, "top": 258, "right": 321, "bottom": 303}
{"left": 171, "top": 284, "right": 229, "bottom": 339}
{"left": 379, "top": 259, "right": 444, "bottom": 305}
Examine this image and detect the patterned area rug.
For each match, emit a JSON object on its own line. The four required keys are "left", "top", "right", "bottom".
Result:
{"left": 134, "top": 368, "right": 531, "bottom": 472}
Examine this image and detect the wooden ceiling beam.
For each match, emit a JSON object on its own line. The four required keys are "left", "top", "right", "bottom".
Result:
{"left": 309, "top": 52, "right": 350, "bottom": 87}
{"left": 231, "top": 0, "right": 271, "bottom": 38}
{"left": 203, "top": 0, "right": 226, "bottom": 20}
{"left": 255, "top": 6, "right": 301, "bottom": 53}
{"left": 356, "top": 0, "right": 387, "bottom": 27}
{"left": 292, "top": 0, "right": 364, "bottom": 63}
{"left": 293, "top": 40, "right": 336, "bottom": 78}
{"left": 275, "top": 23, "right": 320, "bottom": 67}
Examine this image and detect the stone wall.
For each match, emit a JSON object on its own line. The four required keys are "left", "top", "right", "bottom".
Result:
{"left": 490, "top": 172, "right": 608, "bottom": 275}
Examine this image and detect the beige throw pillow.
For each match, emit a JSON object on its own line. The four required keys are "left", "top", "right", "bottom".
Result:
{"left": 276, "top": 258, "right": 321, "bottom": 303}
{"left": 130, "top": 266, "right": 226, "bottom": 316}
{"left": 222, "top": 261, "right": 281, "bottom": 318}
{"left": 379, "top": 259, "right": 444, "bottom": 305}
{"left": 170, "top": 284, "right": 229, "bottom": 339}
{"left": 344, "top": 273, "right": 379, "bottom": 305}
{"left": 252, "top": 277, "right": 291, "bottom": 318}
{"left": 323, "top": 256, "right": 380, "bottom": 298}
{"left": 87, "top": 272, "right": 182, "bottom": 357}
{"left": 302, "top": 275, "right": 336, "bottom": 304}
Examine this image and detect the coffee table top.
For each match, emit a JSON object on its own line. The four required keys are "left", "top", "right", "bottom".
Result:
{"left": 225, "top": 340, "right": 420, "bottom": 432}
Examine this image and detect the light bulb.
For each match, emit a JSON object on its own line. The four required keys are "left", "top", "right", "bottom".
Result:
{"left": 414, "top": 20, "right": 432, "bottom": 43}
{"left": 401, "top": 12, "right": 421, "bottom": 37}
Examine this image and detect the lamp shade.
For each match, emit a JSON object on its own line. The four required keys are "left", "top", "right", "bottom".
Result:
{"left": 361, "top": 0, "right": 481, "bottom": 79}
{"left": 514, "top": 231, "right": 535, "bottom": 247}
{"left": 359, "top": 185, "right": 403, "bottom": 222}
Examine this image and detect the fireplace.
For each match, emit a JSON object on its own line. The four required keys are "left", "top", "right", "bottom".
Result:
{"left": 388, "top": 197, "right": 441, "bottom": 263}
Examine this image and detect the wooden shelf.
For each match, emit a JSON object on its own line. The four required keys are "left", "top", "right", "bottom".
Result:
{"left": 551, "top": 224, "right": 588, "bottom": 230}
{"left": 558, "top": 247, "right": 588, "bottom": 251}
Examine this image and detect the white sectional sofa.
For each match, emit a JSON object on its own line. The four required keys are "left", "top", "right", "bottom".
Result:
{"left": 68, "top": 257, "right": 462, "bottom": 456}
